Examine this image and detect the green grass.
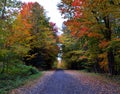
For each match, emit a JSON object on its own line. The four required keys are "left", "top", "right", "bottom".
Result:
{"left": 0, "top": 68, "right": 43, "bottom": 94}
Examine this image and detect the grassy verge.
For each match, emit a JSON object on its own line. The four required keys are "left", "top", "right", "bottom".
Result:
{"left": 0, "top": 69, "right": 43, "bottom": 94}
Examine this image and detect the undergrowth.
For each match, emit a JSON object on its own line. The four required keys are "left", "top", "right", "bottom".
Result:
{"left": 0, "top": 64, "right": 42, "bottom": 94}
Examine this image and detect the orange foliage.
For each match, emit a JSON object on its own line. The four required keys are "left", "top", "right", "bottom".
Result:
{"left": 87, "top": 32, "right": 102, "bottom": 38}
{"left": 77, "top": 31, "right": 86, "bottom": 37}
{"left": 99, "top": 40, "right": 109, "bottom": 48}
{"left": 71, "top": 31, "right": 77, "bottom": 36}
{"left": 64, "top": 19, "right": 81, "bottom": 28}
{"left": 80, "top": 55, "right": 87, "bottom": 60}
{"left": 65, "top": 20, "right": 89, "bottom": 38}
{"left": 67, "top": 23, "right": 89, "bottom": 37}
{"left": 77, "top": 27, "right": 88, "bottom": 37}
{"left": 20, "top": 3, "right": 33, "bottom": 29}
{"left": 20, "top": 2, "right": 33, "bottom": 18}
{"left": 8, "top": 3, "right": 34, "bottom": 46}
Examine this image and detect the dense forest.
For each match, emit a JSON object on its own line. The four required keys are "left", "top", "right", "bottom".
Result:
{"left": 0, "top": 0, "right": 59, "bottom": 93}
{"left": 0, "top": 0, "right": 59, "bottom": 73}
{"left": 58, "top": 0, "right": 120, "bottom": 75}
{"left": 0, "top": 0, "right": 120, "bottom": 76}
{"left": 0, "top": 0, "right": 120, "bottom": 77}
{"left": 0, "top": 0, "right": 120, "bottom": 93}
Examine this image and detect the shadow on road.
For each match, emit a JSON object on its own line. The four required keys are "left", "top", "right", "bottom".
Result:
{"left": 55, "top": 68, "right": 64, "bottom": 72}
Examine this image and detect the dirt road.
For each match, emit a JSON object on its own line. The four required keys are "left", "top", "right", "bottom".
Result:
{"left": 10, "top": 70, "right": 120, "bottom": 94}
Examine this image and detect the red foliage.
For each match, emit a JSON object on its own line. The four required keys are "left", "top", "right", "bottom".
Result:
{"left": 71, "top": 31, "right": 77, "bottom": 36}
{"left": 71, "top": 0, "right": 84, "bottom": 18}
{"left": 20, "top": 2, "right": 33, "bottom": 18}
{"left": 77, "top": 27, "right": 89, "bottom": 37}
{"left": 72, "top": 0, "right": 83, "bottom": 6}
{"left": 70, "top": 26, "right": 88, "bottom": 37}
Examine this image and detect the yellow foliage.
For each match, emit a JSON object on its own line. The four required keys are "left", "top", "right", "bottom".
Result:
{"left": 26, "top": 53, "right": 38, "bottom": 60}
{"left": 99, "top": 61, "right": 108, "bottom": 72}
{"left": 99, "top": 52, "right": 108, "bottom": 72}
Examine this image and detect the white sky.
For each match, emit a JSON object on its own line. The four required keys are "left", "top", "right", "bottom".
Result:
{"left": 20, "top": 0, "right": 66, "bottom": 31}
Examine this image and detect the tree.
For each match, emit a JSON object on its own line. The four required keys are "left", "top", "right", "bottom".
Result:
{"left": 0, "top": 0, "right": 22, "bottom": 73}
{"left": 17, "top": 2, "right": 58, "bottom": 69}
{"left": 8, "top": 2, "right": 33, "bottom": 58}
{"left": 58, "top": 0, "right": 120, "bottom": 75}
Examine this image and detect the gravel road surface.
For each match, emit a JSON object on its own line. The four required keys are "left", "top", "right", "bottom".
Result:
{"left": 10, "top": 70, "right": 120, "bottom": 94}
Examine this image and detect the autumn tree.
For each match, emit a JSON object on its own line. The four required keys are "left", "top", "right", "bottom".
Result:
{"left": 0, "top": 1, "right": 58, "bottom": 71}
{"left": 16, "top": 2, "right": 58, "bottom": 69}
{"left": 58, "top": 0, "right": 120, "bottom": 75}
{"left": 0, "top": 0, "right": 22, "bottom": 73}
{"left": 9, "top": 2, "right": 33, "bottom": 57}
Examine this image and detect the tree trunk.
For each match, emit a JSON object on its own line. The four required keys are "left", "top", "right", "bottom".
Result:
{"left": 94, "top": 58, "right": 101, "bottom": 73}
{"left": 107, "top": 49, "right": 115, "bottom": 75}
{"left": 104, "top": 16, "right": 115, "bottom": 75}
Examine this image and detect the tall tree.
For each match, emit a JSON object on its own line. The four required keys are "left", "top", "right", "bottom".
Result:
{"left": 0, "top": 0, "right": 22, "bottom": 73}
{"left": 16, "top": 2, "right": 58, "bottom": 69}
{"left": 58, "top": 0, "right": 120, "bottom": 75}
